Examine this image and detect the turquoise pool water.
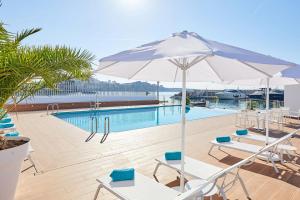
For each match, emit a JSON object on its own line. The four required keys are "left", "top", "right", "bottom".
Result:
{"left": 54, "top": 106, "right": 235, "bottom": 133}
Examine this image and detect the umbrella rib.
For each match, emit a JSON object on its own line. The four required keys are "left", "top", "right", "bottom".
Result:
{"left": 168, "top": 59, "right": 181, "bottom": 82}
{"left": 204, "top": 59, "right": 224, "bottom": 82}
{"left": 94, "top": 61, "right": 120, "bottom": 72}
{"left": 238, "top": 60, "right": 272, "bottom": 78}
{"left": 173, "top": 66, "right": 179, "bottom": 82}
{"left": 128, "top": 60, "right": 153, "bottom": 79}
{"left": 188, "top": 55, "right": 208, "bottom": 67}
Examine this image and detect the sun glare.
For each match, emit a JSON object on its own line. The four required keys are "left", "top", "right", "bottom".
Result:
{"left": 119, "top": 0, "right": 144, "bottom": 9}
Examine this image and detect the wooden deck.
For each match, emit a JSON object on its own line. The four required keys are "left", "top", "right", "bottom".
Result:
{"left": 12, "top": 110, "right": 300, "bottom": 200}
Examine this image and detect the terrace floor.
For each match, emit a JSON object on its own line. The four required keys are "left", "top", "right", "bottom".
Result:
{"left": 12, "top": 108, "right": 300, "bottom": 200}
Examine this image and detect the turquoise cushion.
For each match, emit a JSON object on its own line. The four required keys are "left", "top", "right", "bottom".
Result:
{"left": 165, "top": 151, "right": 181, "bottom": 160}
{"left": 0, "top": 123, "right": 14, "bottom": 129}
{"left": 0, "top": 118, "right": 12, "bottom": 123}
{"left": 110, "top": 168, "right": 135, "bottom": 182}
{"left": 236, "top": 129, "right": 248, "bottom": 135}
{"left": 216, "top": 136, "right": 231, "bottom": 143}
{"left": 5, "top": 131, "right": 19, "bottom": 137}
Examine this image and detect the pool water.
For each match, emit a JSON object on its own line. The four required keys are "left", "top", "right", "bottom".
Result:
{"left": 54, "top": 105, "right": 235, "bottom": 133}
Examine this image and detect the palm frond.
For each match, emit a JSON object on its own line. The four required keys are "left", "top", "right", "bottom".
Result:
{"left": 14, "top": 28, "right": 42, "bottom": 44}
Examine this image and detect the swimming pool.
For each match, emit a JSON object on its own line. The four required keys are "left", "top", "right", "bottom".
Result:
{"left": 54, "top": 105, "right": 235, "bottom": 133}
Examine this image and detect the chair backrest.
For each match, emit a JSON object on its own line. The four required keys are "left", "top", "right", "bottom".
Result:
{"left": 175, "top": 129, "right": 299, "bottom": 200}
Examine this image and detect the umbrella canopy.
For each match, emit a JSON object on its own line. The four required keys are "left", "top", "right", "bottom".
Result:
{"left": 95, "top": 31, "right": 297, "bottom": 82}
{"left": 95, "top": 31, "right": 298, "bottom": 191}
{"left": 226, "top": 66, "right": 300, "bottom": 87}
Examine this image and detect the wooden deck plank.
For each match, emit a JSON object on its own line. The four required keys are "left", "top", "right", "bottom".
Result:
{"left": 11, "top": 110, "right": 300, "bottom": 200}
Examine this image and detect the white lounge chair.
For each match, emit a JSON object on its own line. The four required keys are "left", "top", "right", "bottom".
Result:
{"left": 94, "top": 172, "right": 179, "bottom": 200}
{"left": 209, "top": 130, "right": 298, "bottom": 173}
{"left": 153, "top": 156, "right": 250, "bottom": 200}
{"left": 0, "top": 125, "right": 16, "bottom": 132}
{"left": 232, "top": 132, "right": 278, "bottom": 144}
{"left": 94, "top": 150, "right": 267, "bottom": 200}
{"left": 93, "top": 172, "right": 216, "bottom": 200}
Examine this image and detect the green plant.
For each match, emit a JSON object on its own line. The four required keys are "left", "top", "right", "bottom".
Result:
{"left": 186, "top": 96, "right": 191, "bottom": 106}
{"left": 0, "top": 23, "right": 95, "bottom": 120}
{"left": 246, "top": 100, "right": 259, "bottom": 110}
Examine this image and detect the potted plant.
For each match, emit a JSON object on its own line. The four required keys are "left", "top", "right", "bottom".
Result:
{"left": 0, "top": 14, "right": 94, "bottom": 199}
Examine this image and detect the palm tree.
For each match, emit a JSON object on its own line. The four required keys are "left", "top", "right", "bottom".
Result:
{"left": 0, "top": 23, "right": 95, "bottom": 119}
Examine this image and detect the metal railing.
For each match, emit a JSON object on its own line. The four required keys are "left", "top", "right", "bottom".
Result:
{"left": 85, "top": 116, "right": 111, "bottom": 143}
{"left": 85, "top": 116, "right": 98, "bottom": 142}
{"left": 100, "top": 117, "right": 110, "bottom": 143}
{"left": 46, "top": 103, "right": 59, "bottom": 115}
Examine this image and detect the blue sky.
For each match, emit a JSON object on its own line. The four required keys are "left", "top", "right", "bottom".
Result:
{"left": 1, "top": 0, "right": 300, "bottom": 89}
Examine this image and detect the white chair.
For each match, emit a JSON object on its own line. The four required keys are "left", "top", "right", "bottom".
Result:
{"left": 235, "top": 110, "right": 252, "bottom": 128}
{"left": 269, "top": 110, "right": 284, "bottom": 130}
{"left": 284, "top": 108, "right": 300, "bottom": 120}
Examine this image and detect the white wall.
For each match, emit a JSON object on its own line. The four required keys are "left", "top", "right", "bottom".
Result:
{"left": 284, "top": 84, "right": 300, "bottom": 111}
{"left": 7, "top": 95, "right": 156, "bottom": 105}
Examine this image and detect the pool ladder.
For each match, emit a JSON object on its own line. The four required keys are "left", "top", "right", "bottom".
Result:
{"left": 46, "top": 103, "right": 59, "bottom": 115}
{"left": 85, "top": 116, "right": 110, "bottom": 143}
{"left": 100, "top": 117, "right": 110, "bottom": 143}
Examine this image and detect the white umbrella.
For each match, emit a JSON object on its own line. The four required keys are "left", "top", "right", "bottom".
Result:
{"left": 227, "top": 67, "right": 300, "bottom": 144}
{"left": 95, "top": 31, "right": 297, "bottom": 191}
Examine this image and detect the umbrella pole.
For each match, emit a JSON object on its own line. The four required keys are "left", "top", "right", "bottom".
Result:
{"left": 180, "top": 69, "right": 186, "bottom": 192}
{"left": 265, "top": 77, "right": 270, "bottom": 144}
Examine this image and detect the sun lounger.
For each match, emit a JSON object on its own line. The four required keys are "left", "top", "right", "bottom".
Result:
{"left": 209, "top": 130, "right": 298, "bottom": 173}
{"left": 154, "top": 156, "right": 223, "bottom": 180}
{"left": 0, "top": 125, "right": 16, "bottom": 132}
{"left": 232, "top": 132, "right": 295, "bottom": 148}
{"left": 95, "top": 151, "right": 268, "bottom": 200}
{"left": 94, "top": 172, "right": 180, "bottom": 200}
{"left": 232, "top": 132, "right": 278, "bottom": 144}
{"left": 94, "top": 131, "right": 298, "bottom": 200}
{"left": 94, "top": 169, "right": 248, "bottom": 200}
{"left": 153, "top": 156, "right": 249, "bottom": 200}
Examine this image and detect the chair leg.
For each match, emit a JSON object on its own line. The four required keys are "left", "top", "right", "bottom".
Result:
{"left": 270, "top": 159, "right": 279, "bottom": 173}
{"left": 153, "top": 162, "right": 161, "bottom": 177}
{"left": 22, "top": 155, "right": 38, "bottom": 173}
{"left": 28, "top": 155, "right": 38, "bottom": 173}
{"left": 219, "top": 187, "right": 227, "bottom": 200}
{"left": 208, "top": 145, "right": 214, "bottom": 155}
{"left": 237, "top": 174, "right": 250, "bottom": 199}
{"left": 93, "top": 184, "right": 102, "bottom": 200}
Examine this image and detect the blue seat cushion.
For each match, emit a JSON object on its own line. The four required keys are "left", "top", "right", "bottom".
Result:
{"left": 0, "top": 118, "right": 12, "bottom": 123}
{"left": 236, "top": 129, "right": 248, "bottom": 135}
{"left": 165, "top": 151, "right": 181, "bottom": 160}
{"left": 216, "top": 136, "right": 231, "bottom": 143}
{"left": 5, "top": 131, "right": 19, "bottom": 137}
{"left": 0, "top": 123, "right": 14, "bottom": 129}
{"left": 110, "top": 168, "right": 135, "bottom": 182}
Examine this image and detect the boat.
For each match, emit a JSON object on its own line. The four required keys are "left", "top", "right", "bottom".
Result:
{"left": 248, "top": 89, "right": 284, "bottom": 101}
{"left": 248, "top": 90, "right": 264, "bottom": 100}
{"left": 269, "top": 89, "right": 284, "bottom": 101}
{"left": 215, "top": 89, "right": 247, "bottom": 100}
